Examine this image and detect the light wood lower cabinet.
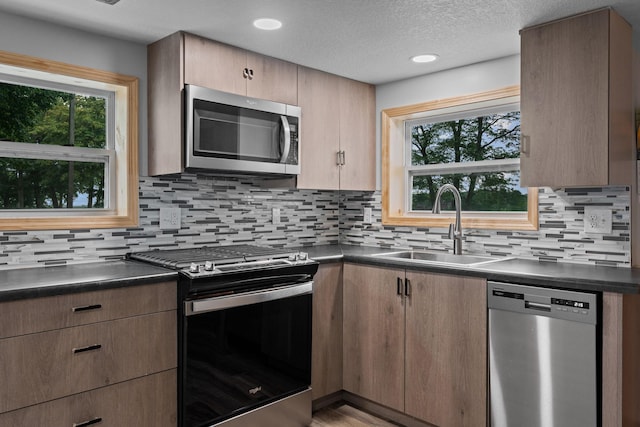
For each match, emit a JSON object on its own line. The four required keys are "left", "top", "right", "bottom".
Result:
{"left": 343, "top": 265, "right": 405, "bottom": 411}
{"left": 312, "top": 262, "right": 344, "bottom": 400}
{"left": 0, "top": 281, "right": 177, "bottom": 425}
{"left": 343, "top": 263, "right": 487, "bottom": 426}
{"left": 0, "top": 369, "right": 177, "bottom": 426}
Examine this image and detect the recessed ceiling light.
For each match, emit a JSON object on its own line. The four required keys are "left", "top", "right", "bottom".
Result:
{"left": 411, "top": 54, "right": 439, "bottom": 63}
{"left": 253, "top": 18, "right": 283, "bottom": 30}
{"left": 95, "top": 0, "right": 121, "bottom": 4}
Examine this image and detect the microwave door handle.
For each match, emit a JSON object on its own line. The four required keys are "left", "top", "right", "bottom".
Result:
{"left": 279, "top": 115, "right": 291, "bottom": 163}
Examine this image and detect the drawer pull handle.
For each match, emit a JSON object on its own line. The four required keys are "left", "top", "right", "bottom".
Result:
{"left": 73, "top": 417, "right": 103, "bottom": 427}
{"left": 72, "top": 344, "right": 102, "bottom": 354}
{"left": 72, "top": 304, "right": 102, "bottom": 313}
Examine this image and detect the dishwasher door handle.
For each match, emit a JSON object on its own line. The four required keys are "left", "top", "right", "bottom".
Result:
{"left": 525, "top": 300, "right": 551, "bottom": 312}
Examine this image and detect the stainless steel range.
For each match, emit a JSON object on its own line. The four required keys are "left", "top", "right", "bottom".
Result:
{"left": 129, "top": 245, "right": 318, "bottom": 427}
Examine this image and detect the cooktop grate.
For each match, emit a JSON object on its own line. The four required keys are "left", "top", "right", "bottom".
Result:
{"left": 128, "top": 244, "right": 296, "bottom": 269}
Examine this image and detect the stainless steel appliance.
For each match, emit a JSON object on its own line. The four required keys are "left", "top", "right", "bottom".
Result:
{"left": 488, "top": 281, "right": 600, "bottom": 427}
{"left": 185, "top": 84, "right": 301, "bottom": 176}
{"left": 129, "top": 245, "right": 317, "bottom": 427}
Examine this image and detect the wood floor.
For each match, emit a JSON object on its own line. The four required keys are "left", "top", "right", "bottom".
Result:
{"left": 311, "top": 404, "right": 400, "bottom": 427}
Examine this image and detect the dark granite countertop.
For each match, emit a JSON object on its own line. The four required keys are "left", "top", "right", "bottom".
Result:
{"left": 301, "top": 244, "right": 640, "bottom": 294}
{"left": 2, "top": 244, "right": 639, "bottom": 302}
{"left": 0, "top": 260, "right": 177, "bottom": 302}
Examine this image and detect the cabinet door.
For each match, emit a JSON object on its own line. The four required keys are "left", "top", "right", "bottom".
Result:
{"left": 342, "top": 263, "right": 405, "bottom": 412}
{"left": 297, "top": 66, "right": 341, "bottom": 190}
{"left": 0, "top": 311, "right": 176, "bottom": 413}
{"left": 247, "top": 51, "right": 298, "bottom": 105}
{"left": 184, "top": 33, "right": 247, "bottom": 96}
{"left": 0, "top": 281, "right": 176, "bottom": 338}
{"left": 338, "top": 78, "right": 376, "bottom": 191}
{"left": 0, "top": 370, "right": 176, "bottom": 426}
{"left": 520, "top": 9, "right": 610, "bottom": 187}
{"left": 311, "top": 263, "right": 343, "bottom": 399}
{"left": 404, "top": 271, "right": 486, "bottom": 426}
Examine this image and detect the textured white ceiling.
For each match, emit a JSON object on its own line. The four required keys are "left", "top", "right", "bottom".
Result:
{"left": 0, "top": 0, "right": 639, "bottom": 84}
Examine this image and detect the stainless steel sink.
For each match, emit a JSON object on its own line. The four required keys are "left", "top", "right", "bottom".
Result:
{"left": 372, "top": 250, "right": 508, "bottom": 266}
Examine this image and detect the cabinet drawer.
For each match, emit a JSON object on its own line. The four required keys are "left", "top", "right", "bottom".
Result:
{"left": 0, "top": 310, "right": 177, "bottom": 413}
{"left": 0, "top": 369, "right": 177, "bottom": 426}
{"left": 0, "top": 281, "right": 176, "bottom": 338}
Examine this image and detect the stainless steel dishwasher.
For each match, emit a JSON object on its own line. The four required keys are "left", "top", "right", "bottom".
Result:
{"left": 488, "top": 281, "right": 599, "bottom": 427}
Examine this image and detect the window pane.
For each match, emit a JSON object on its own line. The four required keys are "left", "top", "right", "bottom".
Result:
{"left": 412, "top": 171, "right": 527, "bottom": 212}
{"left": 410, "top": 111, "right": 520, "bottom": 166}
{"left": 0, "top": 82, "right": 106, "bottom": 149}
{"left": 0, "top": 158, "right": 105, "bottom": 209}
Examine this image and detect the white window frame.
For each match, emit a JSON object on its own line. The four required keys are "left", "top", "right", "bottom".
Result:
{"left": 381, "top": 86, "right": 538, "bottom": 230}
{"left": 0, "top": 50, "right": 139, "bottom": 230}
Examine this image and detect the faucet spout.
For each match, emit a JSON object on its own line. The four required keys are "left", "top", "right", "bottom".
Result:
{"left": 432, "top": 184, "right": 463, "bottom": 255}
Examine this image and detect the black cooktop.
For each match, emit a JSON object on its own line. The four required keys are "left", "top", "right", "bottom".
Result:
{"left": 128, "top": 244, "right": 298, "bottom": 270}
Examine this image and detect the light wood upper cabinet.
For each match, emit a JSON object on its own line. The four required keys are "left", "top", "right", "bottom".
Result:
{"left": 342, "top": 263, "right": 487, "bottom": 426}
{"left": 311, "top": 262, "right": 344, "bottom": 400}
{"left": 183, "top": 33, "right": 298, "bottom": 105}
{"left": 147, "top": 31, "right": 298, "bottom": 175}
{"left": 520, "top": 8, "right": 633, "bottom": 188}
{"left": 297, "top": 67, "right": 376, "bottom": 191}
{"left": 297, "top": 67, "right": 341, "bottom": 190}
{"left": 338, "top": 77, "right": 376, "bottom": 191}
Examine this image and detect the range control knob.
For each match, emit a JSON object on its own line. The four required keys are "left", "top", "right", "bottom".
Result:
{"left": 297, "top": 252, "right": 309, "bottom": 261}
{"left": 189, "top": 263, "right": 200, "bottom": 274}
{"left": 204, "top": 260, "right": 215, "bottom": 271}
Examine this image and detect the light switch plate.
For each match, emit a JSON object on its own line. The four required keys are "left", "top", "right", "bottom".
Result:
{"left": 584, "top": 207, "right": 612, "bottom": 234}
{"left": 272, "top": 208, "right": 281, "bottom": 225}
{"left": 363, "top": 207, "right": 373, "bottom": 224}
{"left": 159, "top": 207, "right": 181, "bottom": 230}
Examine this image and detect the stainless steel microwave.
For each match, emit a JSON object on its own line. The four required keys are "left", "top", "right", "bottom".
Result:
{"left": 185, "top": 84, "right": 301, "bottom": 175}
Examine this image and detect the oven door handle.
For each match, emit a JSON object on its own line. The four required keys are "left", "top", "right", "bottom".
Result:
{"left": 186, "top": 281, "right": 313, "bottom": 315}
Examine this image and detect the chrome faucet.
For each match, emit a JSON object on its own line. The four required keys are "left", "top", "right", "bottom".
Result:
{"left": 432, "top": 184, "right": 463, "bottom": 255}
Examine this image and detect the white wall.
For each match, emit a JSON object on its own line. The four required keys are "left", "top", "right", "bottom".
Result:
{"left": 0, "top": 11, "right": 149, "bottom": 175}
{"left": 374, "top": 55, "right": 520, "bottom": 188}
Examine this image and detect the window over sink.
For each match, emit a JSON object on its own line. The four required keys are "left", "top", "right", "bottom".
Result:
{"left": 381, "top": 86, "right": 538, "bottom": 230}
{"left": 0, "top": 50, "right": 139, "bottom": 230}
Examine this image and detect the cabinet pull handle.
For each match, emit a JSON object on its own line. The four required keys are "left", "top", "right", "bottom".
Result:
{"left": 243, "top": 68, "right": 254, "bottom": 80}
{"left": 336, "top": 150, "right": 345, "bottom": 166}
{"left": 72, "top": 344, "right": 102, "bottom": 354}
{"left": 73, "top": 417, "right": 103, "bottom": 427}
{"left": 397, "top": 277, "right": 403, "bottom": 295}
{"left": 520, "top": 135, "right": 530, "bottom": 156}
{"left": 336, "top": 151, "right": 341, "bottom": 166}
{"left": 341, "top": 151, "right": 346, "bottom": 166}
{"left": 404, "top": 278, "right": 411, "bottom": 297}
{"left": 72, "top": 304, "right": 102, "bottom": 313}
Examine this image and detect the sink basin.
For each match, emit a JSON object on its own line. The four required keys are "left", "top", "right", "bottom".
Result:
{"left": 372, "top": 250, "right": 506, "bottom": 266}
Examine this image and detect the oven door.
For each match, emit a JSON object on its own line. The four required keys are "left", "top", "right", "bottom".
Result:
{"left": 181, "top": 281, "right": 312, "bottom": 427}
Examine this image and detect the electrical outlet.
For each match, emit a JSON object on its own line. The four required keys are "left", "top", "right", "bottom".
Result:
{"left": 272, "top": 208, "right": 281, "bottom": 225}
{"left": 584, "top": 207, "right": 612, "bottom": 234}
{"left": 363, "top": 207, "right": 373, "bottom": 224}
{"left": 159, "top": 207, "right": 181, "bottom": 230}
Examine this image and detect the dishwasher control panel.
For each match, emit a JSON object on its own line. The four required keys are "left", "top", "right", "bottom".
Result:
{"left": 488, "top": 281, "right": 598, "bottom": 325}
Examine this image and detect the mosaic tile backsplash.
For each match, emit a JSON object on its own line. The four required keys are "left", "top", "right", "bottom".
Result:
{"left": 341, "top": 186, "right": 630, "bottom": 267}
{"left": 0, "top": 174, "right": 630, "bottom": 269}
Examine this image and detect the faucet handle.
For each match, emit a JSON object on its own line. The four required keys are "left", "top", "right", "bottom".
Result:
{"left": 448, "top": 223, "right": 455, "bottom": 239}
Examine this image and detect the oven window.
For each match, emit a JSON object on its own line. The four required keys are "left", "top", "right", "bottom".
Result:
{"left": 184, "top": 293, "right": 311, "bottom": 427}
